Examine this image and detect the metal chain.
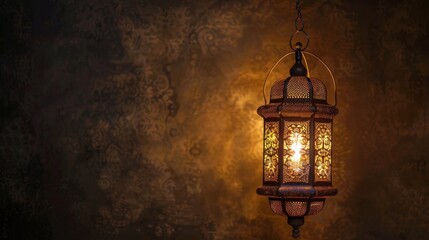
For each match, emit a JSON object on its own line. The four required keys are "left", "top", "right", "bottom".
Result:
{"left": 290, "top": 0, "right": 309, "bottom": 50}
{"left": 295, "top": 0, "right": 304, "bottom": 31}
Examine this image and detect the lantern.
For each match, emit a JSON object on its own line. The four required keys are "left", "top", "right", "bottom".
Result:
{"left": 256, "top": 45, "right": 338, "bottom": 238}
{"left": 256, "top": 1, "right": 339, "bottom": 238}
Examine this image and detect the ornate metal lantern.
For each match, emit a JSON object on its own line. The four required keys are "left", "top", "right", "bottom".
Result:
{"left": 256, "top": 1, "right": 339, "bottom": 238}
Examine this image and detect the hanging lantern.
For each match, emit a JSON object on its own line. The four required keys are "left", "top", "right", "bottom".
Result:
{"left": 256, "top": 0, "right": 339, "bottom": 238}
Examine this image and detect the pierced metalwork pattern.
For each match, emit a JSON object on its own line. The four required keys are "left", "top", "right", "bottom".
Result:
{"left": 283, "top": 121, "right": 310, "bottom": 183}
{"left": 269, "top": 77, "right": 327, "bottom": 102}
{"left": 286, "top": 76, "right": 310, "bottom": 98}
{"left": 285, "top": 201, "right": 307, "bottom": 217}
{"left": 269, "top": 199, "right": 286, "bottom": 216}
{"left": 308, "top": 201, "right": 324, "bottom": 215}
{"left": 264, "top": 122, "right": 279, "bottom": 182}
{"left": 270, "top": 80, "right": 284, "bottom": 100}
{"left": 315, "top": 122, "right": 332, "bottom": 182}
{"left": 310, "top": 78, "right": 327, "bottom": 100}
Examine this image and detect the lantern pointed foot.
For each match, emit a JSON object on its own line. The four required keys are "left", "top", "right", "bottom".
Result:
{"left": 287, "top": 216, "right": 304, "bottom": 238}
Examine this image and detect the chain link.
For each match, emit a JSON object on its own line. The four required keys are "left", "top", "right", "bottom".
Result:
{"left": 295, "top": 0, "right": 304, "bottom": 31}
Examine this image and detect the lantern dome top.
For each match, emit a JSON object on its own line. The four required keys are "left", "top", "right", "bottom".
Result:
{"left": 269, "top": 76, "right": 327, "bottom": 103}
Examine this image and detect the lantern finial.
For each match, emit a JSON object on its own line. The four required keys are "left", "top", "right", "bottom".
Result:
{"left": 290, "top": 47, "right": 307, "bottom": 77}
{"left": 288, "top": 216, "right": 304, "bottom": 238}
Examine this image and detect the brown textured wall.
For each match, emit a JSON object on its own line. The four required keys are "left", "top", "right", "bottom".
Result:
{"left": 1, "top": 0, "right": 429, "bottom": 239}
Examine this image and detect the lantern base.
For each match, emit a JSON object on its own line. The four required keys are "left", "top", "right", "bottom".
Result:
{"left": 288, "top": 216, "right": 304, "bottom": 238}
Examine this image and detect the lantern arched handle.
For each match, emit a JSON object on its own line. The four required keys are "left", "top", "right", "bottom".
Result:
{"left": 262, "top": 51, "right": 338, "bottom": 107}
{"left": 303, "top": 51, "right": 338, "bottom": 107}
{"left": 262, "top": 52, "right": 295, "bottom": 105}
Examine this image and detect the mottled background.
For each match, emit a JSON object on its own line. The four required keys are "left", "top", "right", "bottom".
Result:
{"left": 1, "top": 0, "right": 429, "bottom": 239}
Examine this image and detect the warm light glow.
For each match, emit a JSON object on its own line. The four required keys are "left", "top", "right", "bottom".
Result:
{"left": 283, "top": 122, "right": 309, "bottom": 183}
{"left": 291, "top": 133, "right": 303, "bottom": 161}
{"left": 315, "top": 123, "right": 332, "bottom": 181}
{"left": 290, "top": 132, "right": 303, "bottom": 172}
{"left": 264, "top": 123, "right": 279, "bottom": 181}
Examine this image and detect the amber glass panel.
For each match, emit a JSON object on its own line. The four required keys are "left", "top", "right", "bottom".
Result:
{"left": 283, "top": 121, "right": 310, "bottom": 183}
{"left": 264, "top": 122, "right": 279, "bottom": 182}
{"left": 315, "top": 122, "right": 332, "bottom": 182}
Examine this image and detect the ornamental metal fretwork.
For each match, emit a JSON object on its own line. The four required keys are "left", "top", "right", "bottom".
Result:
{"left": 315, "top": 123, "right": 332, "bottom": 181}
{"left": 283, "top": 122, "right": 309, "bottom": 183}
{"left": 264, "top": 122, "right": 279, "bottom": 182}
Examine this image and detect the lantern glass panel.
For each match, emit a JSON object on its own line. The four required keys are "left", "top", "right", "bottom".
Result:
{"left": 283, "top": 121, "right": 310, "bottom": 183}
{"left": 314, "top": 122, "right": 332, "bottom": 182}
{"left": 264, "top": 121, "right": 279, "bottom": 182}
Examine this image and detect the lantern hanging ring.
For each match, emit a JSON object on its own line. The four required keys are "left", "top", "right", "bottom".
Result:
{"left": 290, "top": 30, "right": 309, "bottom": 51}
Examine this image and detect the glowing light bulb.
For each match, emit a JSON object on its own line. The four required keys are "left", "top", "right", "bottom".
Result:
{"left": 291, "top": 133, "right": 303, "bottom": 171}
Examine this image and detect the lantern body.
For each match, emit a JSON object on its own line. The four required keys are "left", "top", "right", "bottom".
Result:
{"left": 256, "top": 50, "right": 338, "bottom": 237}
